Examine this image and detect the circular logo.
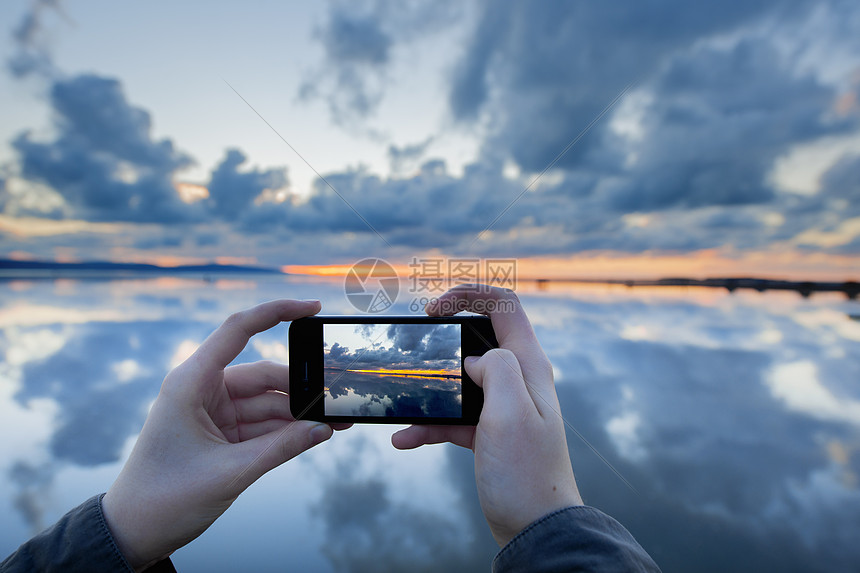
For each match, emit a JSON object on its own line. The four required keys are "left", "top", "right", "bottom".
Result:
{"left": 345, "top": 258, "right": 399, "bottom": 313}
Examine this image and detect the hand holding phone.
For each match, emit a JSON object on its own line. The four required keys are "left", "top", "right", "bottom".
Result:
{"left": 102, "top": 299, "right": 332, "bottom": 570}
{"left": 289, "top": 315, "right": 498, "bottom": 424}
{"left": 391, "top": 285, "right": 584, "bottom": 547}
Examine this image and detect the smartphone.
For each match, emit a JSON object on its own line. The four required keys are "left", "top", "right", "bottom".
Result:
{"left": 289, "top": 315, "right": 498, "bottom": 425}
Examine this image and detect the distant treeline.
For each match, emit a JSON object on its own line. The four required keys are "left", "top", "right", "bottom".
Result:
{"left": 531, "top": 277, "right": 860, "bottom": 300}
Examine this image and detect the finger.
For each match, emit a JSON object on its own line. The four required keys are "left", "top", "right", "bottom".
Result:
{"left": 391, "top": 425, "right": 475, "bottom": 450}
{"left": 234, "top": 421, "right": 333, "bottom": 489}
{"left": 426, "top": 285, "right": 553, "bottom": 390}
{"left": 195, "top": 299, "right": 321, "bottom": 372}
{"left": 233, "top": 391, "right": 293, "bottom": 424}
{"left": 237, "top": 418, "right": 291, "bottom": 441}
{"left": 465, "top": 349, "right": 538, "bottom": 425}
{"left": 224, "top": 361, "right": 290, "bottom": 398}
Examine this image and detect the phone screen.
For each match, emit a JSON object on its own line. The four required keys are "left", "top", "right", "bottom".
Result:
{"left": 322, "top": 322, "right": 463, "bottom": 418}
{"left": 290, "top": 315, "right": 494, "bottom": 424}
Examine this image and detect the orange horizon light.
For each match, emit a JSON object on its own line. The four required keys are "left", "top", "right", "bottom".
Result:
{"left": 344, "top": 367, "right": 460, "bottom": 378}
{"left": 283, "top": 250, "right": 860, "bottom": 283}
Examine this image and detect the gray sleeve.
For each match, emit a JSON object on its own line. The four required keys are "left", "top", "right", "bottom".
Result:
{"left": 493, "top": 506, "right": 661, "bottom": 573}
{"left": 0, "top": 494, "right": 175, "bottom": 573}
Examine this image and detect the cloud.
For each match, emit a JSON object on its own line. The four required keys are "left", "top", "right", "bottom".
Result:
{"left": 7, "top": 0, "right": 65, "bottom": 78}
{"left": 4, "top": 0, "right": 860, "bottom": 265}
{"left": 299, "top": 6, "right": 393, "bottom": 125}
{"left": 449, "top": 0, "right": 798, "bottom": 148}
{"left": 207, "top": 148, "right": 288, "bottom": 221}
{"left": 326, "top": 323, "right": 460, "bottom": 370}
{"left": 276, "top": 0, "right": 860, "bottom": 259}
{"left": 13, "top": 74, "right": 195, "bottom": 223}
{"left": 601, "top": 38, "right": 853, "bottom": 212}
{"left": 300, "top": 0, "right": 462, "bottom": 126}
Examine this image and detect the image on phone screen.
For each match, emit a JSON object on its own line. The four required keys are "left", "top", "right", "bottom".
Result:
{"left": 323, "top": 322, "right": 462, "bottom": 418}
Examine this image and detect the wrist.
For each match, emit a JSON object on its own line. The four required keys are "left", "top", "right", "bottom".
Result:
{"left": 486, "top": 486, "right": 583, "bottom": 547}
{"left": 492, "top": 498, "right": 584, "bottom": 548}
{"left": 101, "top": 490, "right": 160, "bottom": 572}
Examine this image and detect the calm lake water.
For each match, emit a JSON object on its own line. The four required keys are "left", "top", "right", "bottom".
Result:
{"left": 1, "top": 276, "right": 859, "bottom": 572}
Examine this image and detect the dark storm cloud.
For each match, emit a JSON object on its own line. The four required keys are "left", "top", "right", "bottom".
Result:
{"left": 250, "top": 160, "right": 520, "bottom": 249}
{"left": 207, "top": 148, "right": 288, "bottom": 221}
{"left": 277, "top": 0, "right": 859, "bottom": 258}
{"left": 385, "top": 322, "right": 429, "bottom": 352}
{"left": 601, "top": 38, "right": 852, "bottom": 212}
{"left": 325, "top": 323, "right": 460, "bottom": 371}
{"left": 13, "top": 74, "right": 196, "bottom": 223}
{"left": 329, "top": 342, "right": 349, "bottom": 360}
{"left": 449, "top": 0, "right": 802, "bottom": 169}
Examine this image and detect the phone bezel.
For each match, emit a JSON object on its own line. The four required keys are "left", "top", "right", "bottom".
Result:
{"left": 289, "top": 315, "right": 497, "bottom": 425}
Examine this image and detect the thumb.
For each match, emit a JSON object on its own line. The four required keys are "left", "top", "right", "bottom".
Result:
{"left": 233, "top": 421, "right": 333, "bottom": 489}
{"left": 464, "top": 349, "right": 534, "bottom": 425}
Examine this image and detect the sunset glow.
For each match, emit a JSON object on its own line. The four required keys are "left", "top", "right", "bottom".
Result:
{"left": 174, "top": 182, "right": 210, "bottom": 204}
{"left": 285, "top": 250, "right": 860, "bottom": 283}
{"left": 344, "top": 367, "right": 460, "bottom": 379}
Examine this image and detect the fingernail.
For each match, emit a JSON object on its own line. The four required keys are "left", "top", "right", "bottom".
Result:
{"left": 302, "top": 299, "right": 321, "bottom": 304}
{"left": 464, "top": 356, "right": 479, "bottom": 367}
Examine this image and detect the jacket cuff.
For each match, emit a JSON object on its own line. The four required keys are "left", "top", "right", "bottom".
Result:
{"left": 493, "top": 505, "right": 661, "bottom": 573}
{"left": 1, "top": 494, "right": 176, "bottom": 573}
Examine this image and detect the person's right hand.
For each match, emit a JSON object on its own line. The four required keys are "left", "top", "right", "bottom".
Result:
{"left": 391, "top": 285, "right": 583, "bottom": 547}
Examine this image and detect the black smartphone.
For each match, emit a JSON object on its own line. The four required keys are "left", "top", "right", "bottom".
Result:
{"left": 289, "top": 315, "right": 498, "bottom": 425}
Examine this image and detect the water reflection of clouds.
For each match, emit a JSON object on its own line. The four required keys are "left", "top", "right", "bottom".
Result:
{"left": 525, "top": 290, "right": 860, "bottom": 571}
{"left": 326, "top": 372, "right": 461, "bottom": 418}
{"left": 0, "top": 280, "right": 286, "bottom": 541}
{"left": 1, "top": 279, "right": 859, "bottom": 571}
{"left": 307, "top": 426, "right": 491, "bottom": 573}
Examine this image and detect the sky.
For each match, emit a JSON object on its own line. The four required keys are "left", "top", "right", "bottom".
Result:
{"left": 323, "top": 323, "right": 462, "bottom": 417}
{"left": 1, "top": 0, "right": 859, "bottom": 279}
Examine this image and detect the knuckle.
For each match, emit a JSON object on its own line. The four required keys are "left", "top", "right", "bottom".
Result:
{"left": 483, "top": 348, "right": 520, "bottom": 371}
{"left": 223, "top": 310, "right": 246, "bottom": 329}
{"left": 486, "top": 347, "right": 516, "bottom": 360}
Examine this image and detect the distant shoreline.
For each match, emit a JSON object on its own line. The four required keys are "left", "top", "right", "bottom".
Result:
{"left": 0, "top": 258, "right": 284, "bottom": 279}
{"left": 1, "top": 259, "right": 857, "bottom": 300}
{"left": 524, "top": 277, "right": 860, "bottom": 300}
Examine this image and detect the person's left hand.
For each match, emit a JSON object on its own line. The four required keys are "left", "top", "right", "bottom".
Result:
{"left": 102, "top": 299, "right": 340, "bottom": 571}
